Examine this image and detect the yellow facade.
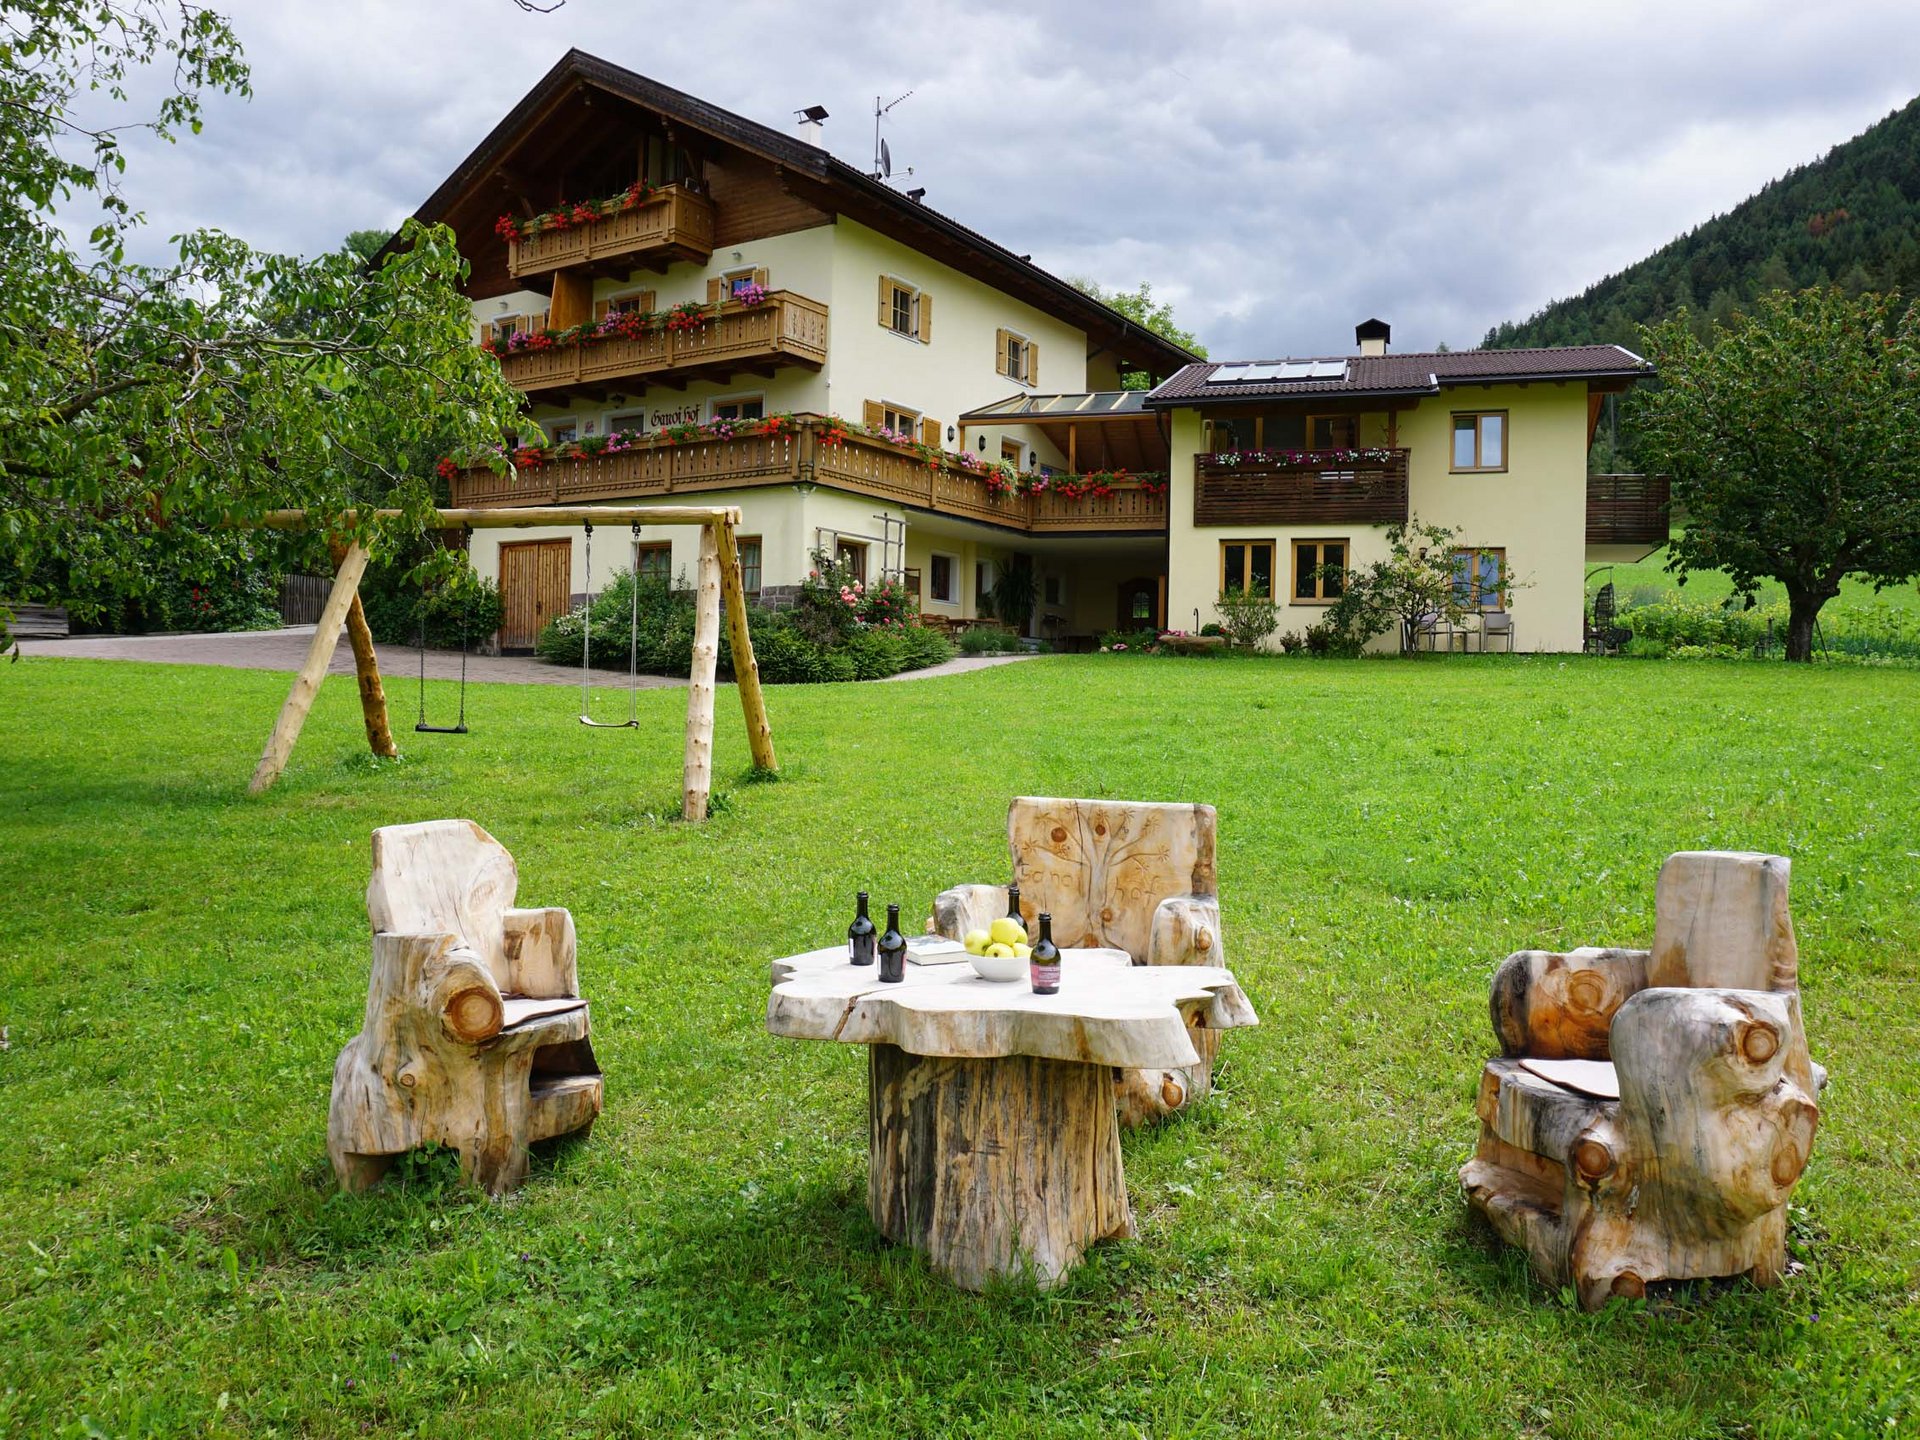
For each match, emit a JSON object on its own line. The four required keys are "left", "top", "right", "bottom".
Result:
{"left": 1165, "top": 382, "right": 1598, "bottom": 653}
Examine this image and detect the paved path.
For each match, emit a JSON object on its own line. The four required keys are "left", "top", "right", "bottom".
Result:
{"left": 18, "top": 628, "right": 1040, "bottom": 686}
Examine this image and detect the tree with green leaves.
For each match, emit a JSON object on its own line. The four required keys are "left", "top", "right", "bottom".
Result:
{"left": 1068, "top": 279, "right": 1205, "bottom": 388}
{"left": 1638, "top": 288, "right": 1920, "bottom": 661}
{"left": 1320, "top": 519, "right": 1497, "bottom": 655}
{"left": 0, "top": 3, "right": 521, "bottom": 637}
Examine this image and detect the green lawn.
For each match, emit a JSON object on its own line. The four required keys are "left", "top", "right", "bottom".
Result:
{"left": 2, "top": 654, "right": 1916, "bottom": 1439}
{"left": 1588, "top": 541, "right": 1920, "bottom": 614}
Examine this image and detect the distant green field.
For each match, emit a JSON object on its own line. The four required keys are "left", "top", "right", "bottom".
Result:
{"left": 1588, "top": 540, "right": 1920, "bottom": 613}
{"left": 2, "top": 655, "right": 1916, "bottom": 1438}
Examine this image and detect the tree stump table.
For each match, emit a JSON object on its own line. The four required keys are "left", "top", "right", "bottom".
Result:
{"left": 767, "top": 946, "right": 1257, "bottom": 1290}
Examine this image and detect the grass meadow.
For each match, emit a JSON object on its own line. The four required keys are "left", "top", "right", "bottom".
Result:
{"left": 1, "top": 652, "right": 1916, "bottom": 1438}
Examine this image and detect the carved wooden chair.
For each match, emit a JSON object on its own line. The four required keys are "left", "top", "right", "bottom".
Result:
{"left": 327, "top": 819, "right": 603, "bottom": 1196}
{"left": 1461, "top": 851, "right": 1823, "bottom": 1308}
{"left": 931, "top": 796, "right": 1225, "bottom": 1126}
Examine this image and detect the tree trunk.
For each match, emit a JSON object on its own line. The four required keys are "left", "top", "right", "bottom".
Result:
{"left": 1784, "top": 588, "right": 1827, "bottom": 663}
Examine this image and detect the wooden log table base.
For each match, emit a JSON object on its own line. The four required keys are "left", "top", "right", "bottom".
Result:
{"left": 770, "top": 946, "right": 1257, "bottom": 1290}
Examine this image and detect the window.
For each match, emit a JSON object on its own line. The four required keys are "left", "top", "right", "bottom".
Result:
{"left": 1452, "top": 547, "right": 1507, "bottom": 610}
{"left": 1452, "top": 411, "right": 1507, "bottom": 472}
{"left": 549, "top": 420, "right": 578, "bottom": 445}
{"left": 996, "top": 328, "right": 1037, "bottom": 385}
{"left": 929, "top": 552, "right": 958, "bottom": 604}
{"left": 711, "top": 395, "right": 765, "bottom": 422}
{"left": 1309, "top": 414, "right": 1358, "bottom": 449}
{"left": 609, "top": 410, "right": 646, "bottom": 435}
{"left": 1292, "top": 539, "right": 1348, "bottom": 602}
{"left": 633, "top": 542, "right": 673, "bottom": 583}
{"left": 737, "top": 535, "right": 762, "bottom": 594}
{"left": 1210, "top": 416, "right": 1258, "bottom": 453}
{"left": 864, "top": 400, "right": 920, "bottom": 438}
{"left": 604, "top": 291, "right": 650, "bottom": 317}
{"left": 1221, "top": 540, "right": 1275, "bottom": 597}
{"left": 879, "top": 275, "right": 930, "bottom": 341}
{"left": 837, "top": 539, "right": 867, "bottom": 582}
{"left": 1131, "top": 590, "right": 1153, "bottom": 621}
{"left": 1000, "top": 439, "right": 1023, "bottom": 470}
{"left": 723, "top": 267, "right": 766, "bottom": 299}
{"left": 974, "top": 559, "right": 995, "bottom": 604}
{"left": 1042, "top": 574, "right": 1064, "bottom": 607}
{"left": 489, "top": 315, "right": 519, "bottom": 345}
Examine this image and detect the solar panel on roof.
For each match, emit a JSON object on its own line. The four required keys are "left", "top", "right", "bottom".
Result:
{"left": 1206, "top": 360, "right": 1347, "bottom": 384}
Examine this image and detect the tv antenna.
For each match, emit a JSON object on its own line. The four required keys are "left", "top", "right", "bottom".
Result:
{"left": 873, "top": 89, "right": 915, "bottom": 182}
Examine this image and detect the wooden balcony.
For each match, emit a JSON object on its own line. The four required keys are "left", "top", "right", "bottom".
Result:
{"left": 495, "top": 290, "right": 828, "bottom": 396}
{"left": 506, "top": 187, "right": 715, "bottom": 278}
{"left": 1586, "top": 473, "right": 1671, "bottom": 547}
{"left": 449, "top": 416, "right": 1167, "bottom": 536}
{"left": 1194, "top": 450, "right": 1410, "bottom": 527}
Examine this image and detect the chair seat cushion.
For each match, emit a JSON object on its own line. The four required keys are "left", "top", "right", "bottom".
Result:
{"left": 1478, "top": 1058, "right": 1613, "bottom": 1163}
{"left": 1519, "top": 1057, "right": 1620, "bottom": 1099}
{"left": 499, "top": 996, "right": 587, "bottom": 1030}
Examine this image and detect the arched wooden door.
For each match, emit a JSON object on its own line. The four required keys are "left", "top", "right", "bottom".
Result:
{"left": 1116, "top": 575, "right": 1161, "bottom": 631}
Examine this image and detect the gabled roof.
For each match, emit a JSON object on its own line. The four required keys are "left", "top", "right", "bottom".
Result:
{"left": 1145, "top": 344, "right": 1651, "bottom": 406}
{"left": 408, "top": 49, "right": 1198, "bottom": 375}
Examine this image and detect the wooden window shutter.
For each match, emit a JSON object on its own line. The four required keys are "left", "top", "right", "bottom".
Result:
{"left": 1026, "top": 341, "right": 1039, "bottom": 386}
{"left": 533, "top": 309, "right": 549, "bottom": 332}
{"left": 639, "top": 289, "right": 657, "bottom": 312}
{"left": 863, "top": 400, "right": 885, "bottom": 431}
{"left": 706, "top": 276, "right": 724, "bottom": 304}
{"left": 752, "top": 267, "right": 769, "bottom": 289}
{"left": 920, "top": 417, "right": 941, "bottom": 448}
{"left": 878, "top": 274, "right": 893, "bottom": 324}
{"left": 593, "top": 299, "right": 610, "bottom": 320}
{"left": 995, "top": 328, "right": 1010, "bottom": 376}
{"left": 917, "top": 290, "right": 933, "bottom": 343}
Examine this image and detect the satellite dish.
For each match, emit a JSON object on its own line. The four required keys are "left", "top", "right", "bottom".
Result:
{"left": 880, "top": 138, "right": 892, "bottom": 179}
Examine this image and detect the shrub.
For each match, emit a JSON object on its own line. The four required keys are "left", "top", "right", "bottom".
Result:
{"left": 1098, "top": 628, "right": 1157, "bottom": 652}
{"left": 361, "top": 570, "right": 504, "bottom": 650}
{"left": 958, "top": 626, "right": 1022, "bottom": 655}
{"left": 1214, "top": 586, "right": 1280, "bottom": 650}
{"left": 1199, "top": 621, "right": 1225, "bottom": 637}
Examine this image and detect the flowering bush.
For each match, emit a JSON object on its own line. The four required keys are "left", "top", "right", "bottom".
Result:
{"left": 495, "top": 180, "right": 657, "bottom": 244}
{"left": 1206, "top": 447, "right": 1396, "bottom": 468}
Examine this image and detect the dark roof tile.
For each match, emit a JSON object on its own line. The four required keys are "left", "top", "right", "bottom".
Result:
{"left": 1146, "top": 345, "right": 1650, "bottom": 404}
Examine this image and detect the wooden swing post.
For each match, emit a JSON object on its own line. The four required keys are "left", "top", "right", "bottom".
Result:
{"left": 245, "top": 505, "right": 775, "bottom": 822}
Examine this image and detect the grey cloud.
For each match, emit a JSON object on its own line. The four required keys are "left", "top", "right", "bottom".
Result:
{"left": 109, "top": 0, "right": 1920, "bottom": 358}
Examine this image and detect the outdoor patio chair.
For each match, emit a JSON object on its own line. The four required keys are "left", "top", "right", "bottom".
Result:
{"left": 1460, "top": 851, "right": 1823, "bottom": 1309}
{"left": 931, "top": 797, "right": 1226, "bottom": 1127}
{"left": 327, "top": 818, "right": 602, "bottom": 1196}
{"left": 1584, "top": 582, "right": 1632, "bottom": 655}
{"left": 1409, "top": 610, "right": 1453, "bottom": 653}
{"left": 1480, "top": 610, "right": 1515, "bottom": 652}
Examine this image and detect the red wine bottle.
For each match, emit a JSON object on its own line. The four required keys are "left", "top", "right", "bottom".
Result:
{"left": 1030, "top": 912, "right": 1060, "bottom": 994}
{"left": 877, "top": 903, "right": 906, "bottom": 983}
{"left": 848, "top": 891, "right": 877, "bottom": 966}
{"left": 1006, "top": 882, "right": 1023, "bottom": 932}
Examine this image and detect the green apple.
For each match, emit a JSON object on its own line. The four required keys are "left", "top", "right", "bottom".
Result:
{"left": 1013, "top": 943, "right": 1032, "bottom": 960}
{"left": 963, "top": 929, "right": 991, "bottom": 955}
{"left": 988, "top": 917, "right": 1028, "bottom": 947}
{"left": 984, "top": 942, "right": 1015, "bottom": 958}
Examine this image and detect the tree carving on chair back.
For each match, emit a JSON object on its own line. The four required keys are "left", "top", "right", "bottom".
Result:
{"left": 932, "top": 797, "right": 1226, "bottom": 1126}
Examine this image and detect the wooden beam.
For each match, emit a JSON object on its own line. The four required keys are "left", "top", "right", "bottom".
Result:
{"left": 258, "top": 505, "right": 739, "bottom": 531}
{"left": 682, "top": 522, "right": 722, "bottom": 821}
{"left": 330, "top": 540, "right": 397, "bottom": 760}
{"left": 714, "top": 518, "right": 777, "bottom": 773}
{"left": 248, "top": 543, "right": 370, "bottom": 795}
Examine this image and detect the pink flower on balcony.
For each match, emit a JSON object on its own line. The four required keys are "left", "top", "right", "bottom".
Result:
{"left": 732, "top": 281, "right": 768, "bottom": 307}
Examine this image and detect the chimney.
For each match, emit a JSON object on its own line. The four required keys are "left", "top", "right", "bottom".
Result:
{"left": 1355, "top": 317, "right": 1391, "bottom": 357}
{"left": 794, "top": 104, "right": 829, "bottom": 147}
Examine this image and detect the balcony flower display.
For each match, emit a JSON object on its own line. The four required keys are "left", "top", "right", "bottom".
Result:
{"left": 494, "top": 179, "right": 657, "bottom": 244}
{"left": 1208, "top": 446, "right": 1396, "bottom": 467}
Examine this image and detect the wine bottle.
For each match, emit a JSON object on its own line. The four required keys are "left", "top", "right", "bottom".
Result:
{"left": 1006, "top": 882, "right": 1024, "bottom": 936}
{"left": 877, "top": 903, "right": 906, "bottom": 983}
{"left": 847, "top": 891, "right": 876, "bottom": 967}
{"left": 1030, "top": 912, "right": 1060, "bottom": 995}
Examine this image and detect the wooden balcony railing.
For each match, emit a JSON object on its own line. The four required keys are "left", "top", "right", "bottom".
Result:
{"left": 449, "top": 416, "right": 1167, "bottom": 536}
{"left": 1194, "top": 450, "right": 1410, "bottom": 527}
{"left": 1586, "top": 473, "right": 1671, "bottom": 546}
{"left": 496, "top": 290, "right": 828, "bottom": 394}
{"left": 506, "top": 187, "right": 715, "bottom": 278}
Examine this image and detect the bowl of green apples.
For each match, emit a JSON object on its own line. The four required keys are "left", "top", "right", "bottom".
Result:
{"left": 963, "top": 917, "right": 1031, "bottom": 981}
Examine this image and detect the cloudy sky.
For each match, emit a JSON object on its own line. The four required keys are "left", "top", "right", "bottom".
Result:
{"left": 107, "top": 0, "right": 1920, "bottom": 358}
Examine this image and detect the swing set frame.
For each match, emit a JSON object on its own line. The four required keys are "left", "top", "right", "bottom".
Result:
{"left": 246, "top": 504, "right": 776, "bottom": 822}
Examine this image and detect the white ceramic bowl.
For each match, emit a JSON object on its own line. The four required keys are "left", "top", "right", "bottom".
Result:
{"left": 968, "top": 950, "right": 1026, "bottom": 982}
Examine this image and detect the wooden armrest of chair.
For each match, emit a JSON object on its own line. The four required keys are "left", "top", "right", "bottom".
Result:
{"left": 1489, "top": 946, "right": 1650, "bottom": 1059}
{"left": 502, "top": 906, "right": 578, "bottom": 998}
{"left": 1147, "top": 894, "right": 1223, "bottom": 967}
{"left": 929, "top": 884, "right": 1005, "bottom": 941}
